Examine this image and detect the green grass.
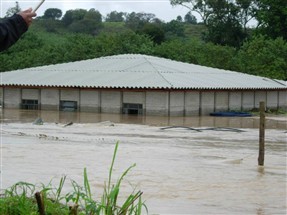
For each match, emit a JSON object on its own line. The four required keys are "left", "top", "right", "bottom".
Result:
{"left": 184, "top": 23, "right": 207, "bottom": 39}
{"left": 0, "top": 142, "right": 147, "bottom": 215}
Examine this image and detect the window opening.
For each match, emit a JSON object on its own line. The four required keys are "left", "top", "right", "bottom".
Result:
{"left": 60, "top": 101, "right": 77, "bottom": 111}
{"left": 123, "top": 103, "right": 143, "bottom": 115}
{"left": 21, "top": 99, "right": 38, "bottom": 110}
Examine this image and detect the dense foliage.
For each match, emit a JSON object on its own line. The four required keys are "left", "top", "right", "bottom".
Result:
{"left": 0, "top": 1, "right": 286, "bottom": 80}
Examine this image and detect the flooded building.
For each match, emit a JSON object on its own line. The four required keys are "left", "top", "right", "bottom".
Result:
{"left": 0, "top": 54, "right": 286, "bottom": 116}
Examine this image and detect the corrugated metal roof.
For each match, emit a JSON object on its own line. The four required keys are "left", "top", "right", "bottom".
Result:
{"left": 1, "top": 54, "right": 286, "bottom": 90}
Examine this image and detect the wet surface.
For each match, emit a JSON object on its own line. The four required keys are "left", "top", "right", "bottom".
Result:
{"left": 1, "top": 109, "right": 286, "bottom": 129}
{"left": 0, "top": 109, "right": 286, "bottom": 214}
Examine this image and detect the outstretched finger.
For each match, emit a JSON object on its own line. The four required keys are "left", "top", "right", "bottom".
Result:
{"left": 22, "top": 8, "right": 33, "bottom": 13}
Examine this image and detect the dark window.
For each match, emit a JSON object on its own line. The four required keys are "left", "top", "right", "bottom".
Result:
{"left": 60, "top": 101, "right": 78, "bottom": 111}
{"left": 123, "top": 103, "right": 143, "bottom": 115}
{"left": 21, "top": 99, "right": 38, "bottom": 110}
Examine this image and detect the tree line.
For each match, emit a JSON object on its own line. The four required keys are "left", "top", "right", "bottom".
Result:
{"left": 0, "top": 0, "right": 286, "bottom": 80}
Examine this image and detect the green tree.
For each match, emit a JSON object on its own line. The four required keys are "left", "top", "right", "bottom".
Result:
{"left": 84, "top": 9, "right": 102, "bottom": 22}
{"left": 91, "top": 31, "right": 154, "bottom": 56}
{"left": 184, "top": 11, "right": 197, "bottom": 24}
{"left": 141, "top": 23, "right": 165, "bottom": 44}
{"left": 68, "top": 19, "right": 102, "bottom": 35}
{"left": 62, "top": 9, "right": 102, "bottom": 34}
{"left": 233, "top": 35, "right": 287, "bottom": 80}
{"left": 43, "top": 8, "right": 62, "bottom": 20}
{"left": 125, "top": 12, "right": 156, "bottom": 31}
{"left": 61, "top": 34, "right": 98, "bottom": 61}
{"left": 176, "top": 15, "right": 183, "bottom": 22}
{"left": 236, "top": 0, "right": 257, "bottom": 33}
{"left": 164, "top": 20, "right": 185, "bottom": 40}
{"left": 105, "top": 11, "right": 126, "bottom": 22}
{"left": 170, "top": 0, "right": 215, "bottom": 24}
{"left": 62, "top": 9, "right": 87, "bottom": 26}
{"left": 154, "top": 38, "right": 236, "bottom": 69}
{"left": 254, "top": 0, "right": 287, "bottom": 40}
{"left": 5, "top": 1, "right": 21, "bottom": 17}
{"left": 203, "top": 5, "right": 246, "bottom": 47}
{"left": 170, "top": 0, "right": 252, "bottom": 46}
{"left": 171, "top": 0, "right": 256, "bottom": 26}
{"left": 0, "top": 31, "right": 45, "bottom": 71}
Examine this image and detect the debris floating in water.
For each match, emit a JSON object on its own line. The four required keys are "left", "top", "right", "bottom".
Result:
{"left": 33, "top": 118, "right": 44, "bottom": 125}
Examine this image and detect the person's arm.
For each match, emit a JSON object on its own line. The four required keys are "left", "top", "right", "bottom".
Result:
{"left": 0, "top": 8, "right": 36, "bottom": 52}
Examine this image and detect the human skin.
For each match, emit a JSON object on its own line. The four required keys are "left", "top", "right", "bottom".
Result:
{"left": 18, "top": 8, "right": 37, "bottom": 27}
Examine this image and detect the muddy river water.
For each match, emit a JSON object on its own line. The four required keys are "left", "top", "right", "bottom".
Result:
{"left": 0, "top": 110, "right": 286, "bottom": 214}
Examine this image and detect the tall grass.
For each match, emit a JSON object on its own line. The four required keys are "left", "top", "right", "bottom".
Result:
{"left": 0, "top": 142, "right": 147, "bottom": 215}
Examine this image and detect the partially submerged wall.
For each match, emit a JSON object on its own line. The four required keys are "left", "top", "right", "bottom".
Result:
{"left": 1, "top": 87, "right": 286, "bottom": 116}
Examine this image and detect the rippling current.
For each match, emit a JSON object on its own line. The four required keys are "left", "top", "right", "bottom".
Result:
{"left": 1, "top": 109, "right": 286, "bottom": 214}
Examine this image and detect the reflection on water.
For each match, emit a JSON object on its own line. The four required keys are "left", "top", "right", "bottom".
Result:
{"left": 257, "top": 166, "right": 265, "bottom": 176}
{"left": 1, "top": 109, "right": 286, "bottom": 129}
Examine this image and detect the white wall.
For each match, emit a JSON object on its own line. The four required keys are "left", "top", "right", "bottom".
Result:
{"left": 145, "top": 91, "right": 168, "bottom": 116}
{"left": 215, "top": 91, "right": 228, "bottom": 112}
{"left": 123, "top": 91, "right": 145, "bottom": 104}
{"left": 201, "top": 92, "right": 215, "bottom": 115}
{"left": 101, "top": 91, "right": 122, "bottom": 113}
{"left": 80, "top": 90, "right": 100, "bottom": 112}
{"left": 41, "top": 89, "right": 60, "bottom": 110}
{"left": 185, "top": 91, "right": 200, "bottom": 116}
{"left": 279, "top": 91, "right": 287, "bottom": 110}
{"left": 22, "top": 89, "right": 39, "bottom": 100}
{"left": 4, "top": 88, "right": 21, "bottom": 108}
{"left": 169, "top": 92, "right": 184, "bottom": 116}
{"left": 2, "top": 87, "right": 286, "bottom": 115}
{"left": 229, "top": 92, "right": 242, "bottom": 111}
{"left": 255, "top": 91, "right": 267, "bottom": 108}
{"left": 242, "top": 91, "right": 254, "bottom": 110}
{"left": 0, "top": 87, "right": 3, "bottom": 106}
{"left": 267, "top": 91, "right": 278, "bottom": 109}
{"left": 61, "top": 89, "right": 79, "bottom": 102}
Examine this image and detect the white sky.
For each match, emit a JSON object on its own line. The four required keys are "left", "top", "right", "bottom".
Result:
{"left": 0, "top": 0, "right": 191, "bottom": 21}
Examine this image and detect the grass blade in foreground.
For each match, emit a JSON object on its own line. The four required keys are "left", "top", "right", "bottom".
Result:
{"left": 0, "top": 141, "right": 147, "bottom": 215}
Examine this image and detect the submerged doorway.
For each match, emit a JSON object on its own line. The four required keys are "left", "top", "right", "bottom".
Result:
{"left": 60, "top": 101, "right": 78, "bottom": 111}
{"left": 123, "top": 103, "right": 143, "bottom": 115}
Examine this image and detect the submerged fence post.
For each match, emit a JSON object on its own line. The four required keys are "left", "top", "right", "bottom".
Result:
{"left": 258, "top": 101, "right": 265, "bottom": 166}
{"left": 35, "top": 192, "right": 45, "bottom": 215}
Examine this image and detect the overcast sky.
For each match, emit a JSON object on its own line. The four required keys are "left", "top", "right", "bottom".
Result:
{"left": 0, "top": 0, "right": 192, "bottom": 21}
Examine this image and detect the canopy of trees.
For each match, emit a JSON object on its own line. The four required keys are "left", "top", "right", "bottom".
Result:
{"left": 43, "top": 8, "right": 62, "bottom": 20}
{"left": 170, "top": 0, "right": 286, "bottom": 47}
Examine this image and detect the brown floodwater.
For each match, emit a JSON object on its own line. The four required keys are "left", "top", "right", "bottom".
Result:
{"left": 0, "top": 109, "right": 286, "bottom": 214}
{"left": 1, "top": 109, "right": 286, "bottom": 129}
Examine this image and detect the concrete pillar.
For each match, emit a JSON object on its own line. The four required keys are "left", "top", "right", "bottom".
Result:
{"left": 169, "top": 91, "right": 184, "bottom": 116}
{"left": 266, "top": 91, "right": 279, "bottom": 110}
{"left": 229, "top": 91, "right": 242, "bottom": 111}
{"left": 185, "top": 91, "right": 200, "bottom": 116}
{"left": 278, "top": 90, "right": 287, "bottom": 110}
{"left": 242, "top": 91, "right": 255, "bottom": 110}
{"left": 215, "top": 91, "right": 228, "bottom": 112}
{"left": 201, "top": 92, "right": 215, "bottom": 115}
{"left": 255, "top": 91, "right": 267, "bottom": 109}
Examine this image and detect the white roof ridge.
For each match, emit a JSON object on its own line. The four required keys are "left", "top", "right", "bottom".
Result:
{"left": 143, "top": 55, "right": 173, "bottom": 87}
{"left": 1, "top": 54, "right": 286, "bottom": 90}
